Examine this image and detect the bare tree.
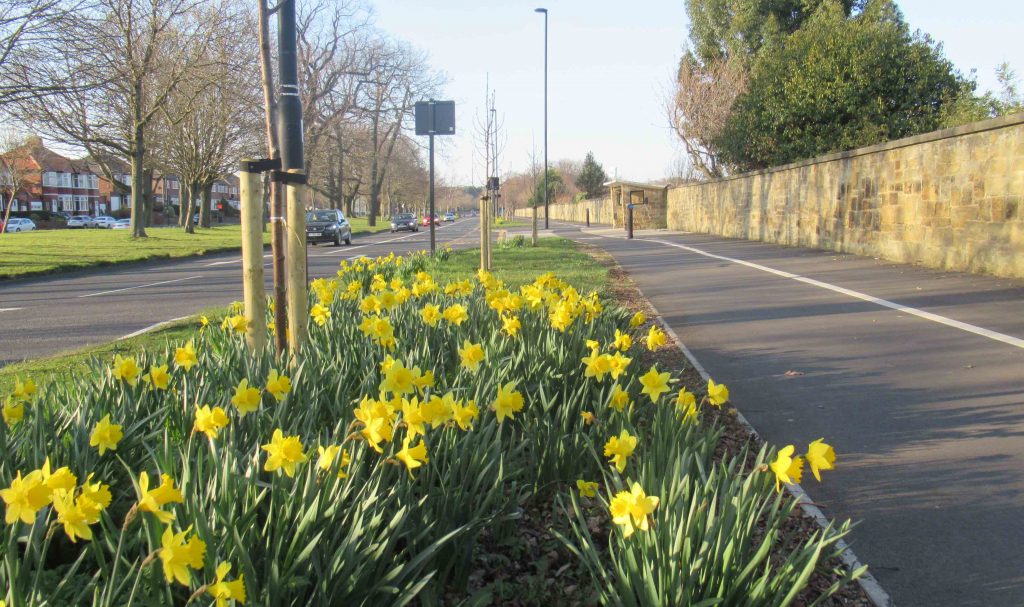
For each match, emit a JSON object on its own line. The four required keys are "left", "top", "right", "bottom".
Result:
{"left": 666, "top": 52, "right": 747, "bottom": 179}
{"left": 0, "top": 129, "right": 32, "bottom": 232}
{"left": 152, "top": 4, "right": 261, "bottom": 232}
{"left": 14, "top": 0, "right": 227, "bottom": 236}
{"left": 0, "top": 0, "right": 85, "bottom": 107}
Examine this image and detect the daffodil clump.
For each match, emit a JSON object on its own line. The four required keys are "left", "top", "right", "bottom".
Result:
{"left": 0, "top": 250, "right": 856, "bottom": 605}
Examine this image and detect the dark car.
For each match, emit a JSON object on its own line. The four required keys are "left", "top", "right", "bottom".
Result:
{"left": 390, "top": 212, "right": 419, "bottom": 233}
{"left": 306, "top": 209, "right": 352, "bottom": 246}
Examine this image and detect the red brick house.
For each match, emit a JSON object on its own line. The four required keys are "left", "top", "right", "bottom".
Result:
{"left": 1, "top": 137, "right": 107, "bottom": 215}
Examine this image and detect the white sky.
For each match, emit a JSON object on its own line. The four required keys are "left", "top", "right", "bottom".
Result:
{"left": 372, "top": 0, "right": 1024, "bottom": 186}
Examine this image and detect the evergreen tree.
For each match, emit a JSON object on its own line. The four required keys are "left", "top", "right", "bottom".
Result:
{"left": 575, "top": 152, "right": 607, "bottom": 199}
{"left": 528, "top": 169, "right": 564, "bottom": 208}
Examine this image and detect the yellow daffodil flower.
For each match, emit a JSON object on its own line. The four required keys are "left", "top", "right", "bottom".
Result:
{"left": 412, "top": 369, "right": 435, "bottom": 392}
{"left": 420, "top": 303, "right": 442, "bottom": 327}
{"left": 608, "top": 352, "right": 632, "bottom": 380}
{"left": 89, "top": 414, "right": 123, "bottom": 456}
{"left": 707, "top": 379, "right": 729, "bottom": 407}
{"left": 174, "top": 341, "right": 198, "bottom": 371}
{"left": 3, "top": 400, "right": 24, "bottom": 427}
{"left": 317, "top": 445, "right": 351, "bottom": 479}
{"left": 609, "top": 482, "right": 659, "bottom": 537}
{"left": 1, "top": 470, "right": 52, "bottom": 524}
{"left": 443, "top": 303, "right": 469, "bottom": 326}
{"left": 143, "top": 364, "right": 170, "bottom": 390}
{"left": 77, "top": 474, "right": 111, "bottom": 522}
{"left": 194, "top": 405, "right": 230, "bottom": 440}
{"left": 310, "top": 303, "right": 331, "bottom": 327}
{"left": 207, "top": 562, "right": 247, "bottom": 607}
{"left": 645, "top": 325, "right": 667, "bottom": 351}
{"left": 262, "top": 429, "right": 307, "bottom": 477}
{"left": 604, "top": 430, "right": 638, "bottom": 472}
{"left": 112, "top": 355, "right": 141, "bottom": 385}
{"left": 769, "top": 445, "right": 805, "bottom": 492}
{"left": 676, "top": 388, "right": 698, "bottom": 423}
{"left": 502, "top": 315, "right": 521, "bottom": 337}
{"left": 266, "top": 369, "right": 292, "bottom": 402}
{"left": 806, "top": 438, "right": 836, "bottom": 481}
{"left": 458, "top": 340, "right": 486, "bottom": 374}
{"left": 580, "top": 411, "right": 596, "bottom": 425}
{"left": 608, "top": 384, "right": 631, "bottom": 412}
{"left": 159, "top": 525, "right": 206, "bottom": 586}
{"left": 613, "top": 330, "right": 632, "bottom": 351}
{"left": 639, "top": 366, "right": 671, "bottom": 404}
{"left": 576, "top": 479, "right": 599, "bottom": 498}
{"left": 137, "top": 472, "right": 184, "bottom": 523}
{"left": 451, "top": 399, "right": 480, "bottom": 430}
{"left": 382, "top": 360, "right": 416, "bottom": 395}
{"left": 230, "top": 379, "right": 262, "bottom": 417}
{"left": 395, "top": 435, "right": 429, "bottom": 475}
{"left": 491, "top": 381, "right": 525, "bottom": 424}
{"left": 582, "top": 352, "right": 613, "bottom": 382}
{"left": 353, "top": 396, "right": 395, "bottom": 453}
{"left": 11, "top": 377, "right": 36, "bottom": 402}
{"left": 628, "top": 311, "right": 646, "bottom": 328}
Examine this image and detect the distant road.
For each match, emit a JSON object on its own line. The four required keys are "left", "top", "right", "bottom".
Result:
{"left": 0, "top": 219, "right": 478, "bottom": 365}
{"left": 553, "top": 221, "right": 1024, "bottom": 607}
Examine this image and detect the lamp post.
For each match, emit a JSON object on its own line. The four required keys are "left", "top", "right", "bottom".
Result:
{"left": 535, "top": 7, "right": 548, "bottom": 230}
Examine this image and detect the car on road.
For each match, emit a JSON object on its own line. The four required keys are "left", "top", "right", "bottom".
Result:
{"left": 421, "top": 214, "right": 441, "bottom": 227}
{"left": 4, "top": 218, "right": 36, "bottom": 233}
{"left": 390, "top": 212, "right": 419, "bottom": 233}
{"left": 67, "top": 215, "right": 91, "bottom": 228}
{"left": 443, "top": 211, "right": 456, "bottom": 222}
{"left": 111, "top": 219, "right": 131, "bottom": 230}
{"left": 92, "top": 216, "right": 117, "bottom": 229}
{"left": 305, "top": 209, "right": 352, "bottom": 246}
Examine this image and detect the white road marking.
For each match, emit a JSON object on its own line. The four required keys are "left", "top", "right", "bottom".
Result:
{"left": 204, "top": 258, "right": 241, "bottom": 267}
{"left": 0, "top": 307, "right": 24, "bottom": 312}
{"left": 578, "top": 229, "right": 1024, "bottom": 350}
{"left": 314, "top": 219, "right": 470, "bottom": 257}
{"left": 78, "top": 275, "right": 203, "bottom": 299}
{"left": 119, "top": 315, "right": 191, "bottom": 340}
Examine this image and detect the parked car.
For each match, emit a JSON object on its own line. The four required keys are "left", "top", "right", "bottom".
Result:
{"left": 421, "top": 214, "right": 441, "bottom": 227}
{"left": 443, "top": 211, "right": 456, "bottom": 222}
{"left": 192, "top": 210, "right": 223, "bottom": 224}
{"left": 305, "top": 209, "right": 352, "bottom": 246}
{"left": 67, "top": 215, "right": 91, "bottom": 228}
{"left": 390, "top": 212, "right": 419, "bottom": 233}
{"left": 92, "top": 216, "right": 117, "bottom": 228}
{"left": 4, "top": 218, "right": 37, "bottom": 233}
{"left": 111, "top": 218, "right": 131, "bottom": 230}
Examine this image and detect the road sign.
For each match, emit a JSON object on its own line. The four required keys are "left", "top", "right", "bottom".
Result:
{"left": 415, "top": 100, "right": 455, "bottom": 136}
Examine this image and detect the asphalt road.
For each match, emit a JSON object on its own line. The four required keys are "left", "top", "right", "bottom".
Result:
{"left": 551, "top": 222, "right": 1024, "bottom": 606}
{"left": 0, "top": 219, "right": 480, "bottom": 365}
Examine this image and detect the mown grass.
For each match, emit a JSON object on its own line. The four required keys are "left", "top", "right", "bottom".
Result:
{"left": 430, "top": 237, "right": 608, "bottom": 293}
{"left": 0, "top": 219, "right": 389, "bottom": 279}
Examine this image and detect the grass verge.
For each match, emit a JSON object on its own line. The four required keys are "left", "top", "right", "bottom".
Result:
{"left": 0, "top": 219, "right": 390, "bottom": 279}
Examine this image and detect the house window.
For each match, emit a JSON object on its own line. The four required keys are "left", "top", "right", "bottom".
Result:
{"left": 59, "top": 173, "right": 72, "bottom": 188}
{"left": 72, "top": 174, "right": 82, "bottom": 188}
{"left": 30, "top": 201, "right": 42, "bottom": 211}
{"left": 43, "top": 172, "right": 58, "bottom": 187}
{"left": 60, "top": 195, "right": 73, "bottom": 211}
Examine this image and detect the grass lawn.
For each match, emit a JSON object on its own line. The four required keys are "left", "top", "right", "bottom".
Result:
{"left": 0, "top": 219, "right": 391, "bottom": 280}
{"left": 430, "top": 237, "right": 608, "bottom": 293}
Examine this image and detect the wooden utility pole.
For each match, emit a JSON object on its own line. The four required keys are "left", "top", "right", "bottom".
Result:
{"left": 285, "top": 170, "right": 308, "bottom": 353}
{"left": 239, "top": 163, "right": 267, "bottom": 351}
{"left": 479, "top": 193, "right": 491, "bottom": 271}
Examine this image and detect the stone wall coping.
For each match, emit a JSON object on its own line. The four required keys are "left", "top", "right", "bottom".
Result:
{"left": 672, "top": 112, "right": 1024, "bottom": 190}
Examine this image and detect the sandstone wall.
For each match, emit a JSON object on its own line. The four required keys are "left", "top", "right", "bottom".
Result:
{"left": 667, "top": 113, "right": 1024, "bottom": 279}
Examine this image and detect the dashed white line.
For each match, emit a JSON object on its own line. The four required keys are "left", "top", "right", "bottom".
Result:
{"left": 0, "top": 307, "right": 24, "bottom": 312}
{"left": 577, "top": 228, "right": 1024, "bottom": 350}
{"left": 78, "top": 275, "right": 204, "bottom": 299}
{"left": 119, "top": 315, "right": 191, "bottom": 340}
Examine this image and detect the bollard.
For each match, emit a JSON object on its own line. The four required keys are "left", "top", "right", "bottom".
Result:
{"left": 239, "top": 163, "right": 267, "bottom": 351}
{"left": 586, "top": 207, "right": 590, "bottom": 227}
{"left": 627, "top": 204, "right": 634, "bottom": 239}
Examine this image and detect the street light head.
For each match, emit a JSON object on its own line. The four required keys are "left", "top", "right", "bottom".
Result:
{"left": 535, "top": 7, "right": 547, "bottom": 13}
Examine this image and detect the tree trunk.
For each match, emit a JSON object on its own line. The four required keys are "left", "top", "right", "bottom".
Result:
{"left": 1, "top": 193, "right": 15, "bottom": 234}
{"left": 143, "top": 167, "right": 154, "bottom": 227}
{"left": 200, "top": 183, "right": 212, "bottom": 228}
{"left": 184, "top": 182, "right": 197, "bottom": 233}
{"left": 130, "top": 131, "right": 147, "bottom": 238}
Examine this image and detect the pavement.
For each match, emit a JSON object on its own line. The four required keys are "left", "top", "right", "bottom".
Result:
{"left": 548, "top": 222, "right": 1024, "bottom": 607}
{"left": 0, "top": 219, "right": 479, "bottom": 365}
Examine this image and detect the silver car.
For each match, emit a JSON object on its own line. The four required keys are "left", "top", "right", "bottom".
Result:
{"left": 92, "top": 216, "right": 117, "bottom": 228}
{"left": 67, "top": 215, "right": 91, "bottom": 228}
{"left": 4, "top": 218, "right": 37, "bottom": 233}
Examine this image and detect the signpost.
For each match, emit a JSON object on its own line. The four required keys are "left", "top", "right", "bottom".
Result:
{"left": 414, "top": 100, "right": 455, "bottom": 254}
